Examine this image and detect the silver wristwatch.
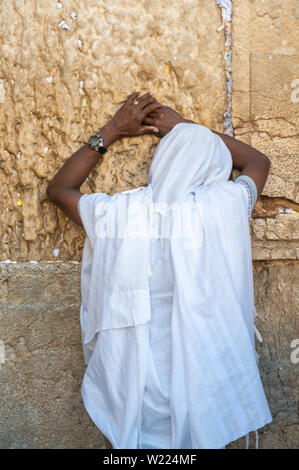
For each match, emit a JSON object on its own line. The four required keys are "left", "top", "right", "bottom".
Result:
{"left": 88, "top": 132, "right": 107, "bottom": 154}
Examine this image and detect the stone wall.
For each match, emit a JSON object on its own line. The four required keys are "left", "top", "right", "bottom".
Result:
{"left": 0, "top": 0, "right": 226, "bottom": 261}
{"left": 0, "top": 0, "right": 298, "bottom": 448}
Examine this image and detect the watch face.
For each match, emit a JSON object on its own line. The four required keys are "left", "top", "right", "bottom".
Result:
{"left": 88, "top": 133, "right": 106, "bottom": 153}
{"left": 89, "top": 133, "right": 103, "bottom": 150}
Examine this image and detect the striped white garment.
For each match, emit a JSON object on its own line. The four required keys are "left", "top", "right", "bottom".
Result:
{"left": 235, "top": 174, "right": 258, "bottom": 219}
{"left": 79, "top": 125, "right": 272, "bottom": 450}
{"left": 234, "top": 174, "right": 259, "bottom": 450}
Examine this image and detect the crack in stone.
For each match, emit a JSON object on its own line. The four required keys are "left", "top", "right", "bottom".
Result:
{"left": 216, "top": 0, "right": 233, "bottom": 136}
{"left": 234, "top": 116, "right": 297, "bottom": 127}
{"left": 235, "top": 130, "right": 299, "bottom": 140}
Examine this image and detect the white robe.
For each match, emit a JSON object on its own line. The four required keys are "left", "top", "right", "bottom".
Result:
{"left": 78, "top": 123, "right": 272, "bottom": 448}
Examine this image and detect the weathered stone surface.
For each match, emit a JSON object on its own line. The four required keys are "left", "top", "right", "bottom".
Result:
{"left": 252, "top": 197, "right": 299, "bottom": 219}
{"left": 232, "top": 0, "right": 299, "bottom": 203}
{"left": 0, "top": 0, "right": 226, "bottom": 261}
{"left": 0, "top": 261, "right": 298, "bottom": 449}
{"left": 250, "top": 260, "right": 299, "bottom": 449}
{"left": 0, "top": 262, "right": 105, "bottom": 449}
{"left": 252, "top": 213, "right": 299, "bottom": 241}
{"left": 251, "top": 213, "right": 299, "bottom": 260}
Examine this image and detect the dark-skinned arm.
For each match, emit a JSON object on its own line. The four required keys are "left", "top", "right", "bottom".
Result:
{"left": 46, "top": 127, "right": 117, "bottom": 226}
{"left": 46, "top": 92, "right": 160, "bottom": 225}
{"left": 212, "top": 131, "right": 271, "bottom": 199}
{"left": 144, "top": 106, "right": 271, "bottom": 199}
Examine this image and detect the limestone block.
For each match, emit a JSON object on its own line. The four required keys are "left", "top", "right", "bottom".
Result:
{"left": 232, "top": 0, "right": 299, "bottom": 202}
{"left": 265, "top": 214, "right": 299, "bottom": 240}
{"left": 251, "top": 214, "right": 299, "bottom": 260}
{"left": 252, "top": 242, "right": 298, "bottom": 261}
{"left": 0, "top": 0, "right": 226, "bottom": 261}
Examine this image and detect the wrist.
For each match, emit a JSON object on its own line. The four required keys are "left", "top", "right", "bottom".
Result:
{"left": 98, "top": 121, "right": 120, "bottom": 149}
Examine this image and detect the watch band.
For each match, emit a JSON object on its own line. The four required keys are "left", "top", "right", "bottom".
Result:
{"left": 88, "top": 132, "right": 107, "bottom": 154}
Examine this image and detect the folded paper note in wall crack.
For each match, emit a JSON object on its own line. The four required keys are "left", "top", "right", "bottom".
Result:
{"left": 0, "top": 80, "right": 5, "bottom": 103}
{"left": 216, "top": 0, "right": 232, "bottom": 22}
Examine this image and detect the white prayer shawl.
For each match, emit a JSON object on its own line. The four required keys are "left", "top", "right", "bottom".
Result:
{"left": 78, "top": 123, "right": 272, "bottom": 449}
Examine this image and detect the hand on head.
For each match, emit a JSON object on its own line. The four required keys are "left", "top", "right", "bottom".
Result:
{"left": 108, "top": 92, "right": 161, "bottom": 138}
{"left": 143, "top": 104, "right": 194, "bottom": 138}
{"left": 108, "top": 92, "right": 194, "bottom": 140}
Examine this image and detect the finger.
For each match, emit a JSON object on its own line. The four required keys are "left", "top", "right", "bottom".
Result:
{"left": 145, "top": 107, "right": 164, "bottom": 117}
{"left": 138, "top": 92, "right": 152, "bottom": 103}
{"left": 143, "top": 116, "right": 156, "bottom": 125}
{"left": 139, "top": 97, "right": 159, "bottom": 110}
{"left": 138, "top": 94, "right": 159, "bottom": 107}
{"left": 127, "top": 91, "right": 140, "bottom": 102}
{"left": 137, "top": 125, "right": 159, "bottom": 136}
{"left": 142, "top": 102, "right": 162, "bottom": 117}
{"left": 144, "top": 111, "right": 159, "bottom": 120}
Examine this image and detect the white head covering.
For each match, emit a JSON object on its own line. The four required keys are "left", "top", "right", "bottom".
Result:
{"left": 148, "top": 123, "right": 232, "bottom": 203}
{"left": 78, "top": 123, "right": 272, "bottom": 449}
